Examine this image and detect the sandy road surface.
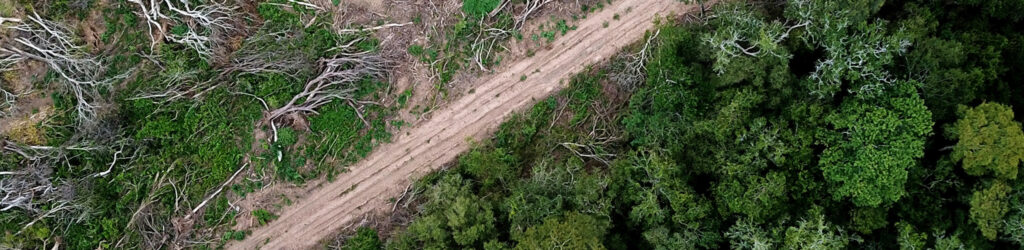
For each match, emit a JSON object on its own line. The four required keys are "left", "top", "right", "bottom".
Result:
{"left": 232, "top": 0, "right": 703, "bottom": 248}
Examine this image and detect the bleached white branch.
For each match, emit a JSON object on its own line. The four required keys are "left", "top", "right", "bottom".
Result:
{"left": 264, "top": 49, "right": 388, "bottom": 129}
{"left": 128, "top": 0, "right": 237, "bottom": 59}
{"left": 337, "top": 22, "right": 414, "bottom": 33}
{"left": 1, "top": 12, "right": 125, "bottom": 126}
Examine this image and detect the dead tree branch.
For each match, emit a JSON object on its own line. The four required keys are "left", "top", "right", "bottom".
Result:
{"left": 116, "top": 166, "right": 175, "bottom": 249}
{"left": 1, "top": 138, "right": 139, "bottom": 223}
{"left": 0, "top": 84, "right": 15, "bottom": 117}
{"left": 516, "top": 0, "right": 554, "bottom": 30}
{"left": 0, "top": 51, "right": 21, "bottom": 72}
{"left": 263, "top": 47, "right": 389, "bottom": 139}
{"left": 128, "top": 65, "right": 220, "bottom": 107}
{"left": 128, "top": 0, "right": 237, "bottom": 59}
{"left": 1, "top": 13, "right": 127, "bottom": 127}
{"left": 337, "top": 22, "right": 414, "bottom": 33}
{"left": 559, "top": 142, "right": 615, "bottom": 166}
{"left": 611, "top": 30, "right": 660, "bottom": 90}
{"left": 286, "top": 0, "right": 324, "bottom": 12}
{"left": 184, "top": 163, "right": 247, "bottom": 221}
{"left": 223, "top": 30, "right": 312, "bottom": 80}
{"left": 471, "top": 23, "right": 512, "bottom": 71}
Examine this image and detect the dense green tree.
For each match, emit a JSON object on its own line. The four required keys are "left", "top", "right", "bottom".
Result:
{"left": 907, "top": 36, "right": 996, "bottom": 120}
{"left": 933, "top": 233, "right": 967, "bottom": 250}
{"left": 783, "top": 209, "right": 851, "bottom": 249}
{"left": 459, "top": 147, "right": 518, "bottom": 192}
{"left": 447, "top": 195, "right": 497, "bottom": 246}
{"left": 714, "top": 171, "right": 788, "bottom": 222}
{"left": 391, "top": 214, "right": 450, "bottom": 250}
{"left": 969, "top": 180, "right": 1013, "bottom": 240}
{"left": 818, "top": 80, "right": 933, "bottom": 207}
{"left": 896, "top": 222, "right": 928, "bottom": 250}
{"left": 949, "top": 102, "right": 1024, "bottom": 180}
{"left": 726, "top": 219, "right": 778, "bottom": 250}
{"left": 958, "top": 0, "right": 1024, "bottom": 21}
{"left": 851, "top": 206, "right": 889, "bottom": 234}
{"left": 609, "top": 151, "right": 721, "bottom": 248}
{"left": 388, "top": 174, "right": 497, "bottom": 249}
{"left": 503, "top": 158, "right": 610, "bottom": 235}
{"left": 379, "top": 0, "right": 1024, "bottom": 249}
{"left": 513, "top": 213, "right": 609, "bottom": 250}
{"left": 341, "top": 227, "right": 383, "bottom": 250}
{"left": 1004, "top": 189, "right": 1024, "bottom": 244}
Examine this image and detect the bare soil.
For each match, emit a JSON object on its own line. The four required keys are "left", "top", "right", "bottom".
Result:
{"left": 0, "top": 60, "right": 53, "bottom": 144}
{"left": 229, "top": 0, "right": 703, "bottom": 248}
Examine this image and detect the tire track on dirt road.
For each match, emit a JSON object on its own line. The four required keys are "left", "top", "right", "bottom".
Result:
{"left": 231, "top": 0, "right": 705, "bottom": 248}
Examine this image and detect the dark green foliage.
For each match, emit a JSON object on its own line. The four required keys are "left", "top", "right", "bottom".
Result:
{"left": 851, "top": 206, "right": 889, "bottom": 234}
{"left": 462, "top": 0, "right": 501, "bottom": 18}
{"left": 253, "top": 209, "right": 278, "bottom": 226}
{"left": 514, "top": 212, "right": 609, "bottom": 250}
{"left": 818, "top": 80, "right": 933, "bottom": 207}
{"left": 783, "top": 209, "right": 851, "bottom": 249}
{"left": 387, "top": 174, "right": 497, "bottom": 249}
{"left": 342, "top": 227, "right": 383, "bottom": 250}
{"left": 1005, "top": 188, "right": 1024, "bottom": 245}
{"left": 949, "top": 102, "right": 1024, "bottom": 180}
{"left": 372, "top": 0, "right": 1024, "bottom": 249}
{"left": 459, "top": 147, "right": 517, "bottom": 191}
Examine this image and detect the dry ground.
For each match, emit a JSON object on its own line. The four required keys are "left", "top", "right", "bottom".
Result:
{"left": 229, "top": 0, "right": 704, "bottom": 248}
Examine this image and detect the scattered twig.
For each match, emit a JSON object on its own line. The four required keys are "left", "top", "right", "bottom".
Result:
{"left": 337, "top": 22, "right": 414, "bottom": 33}
{"left": 184, "top": 163, "right": 248, "bottom": 221}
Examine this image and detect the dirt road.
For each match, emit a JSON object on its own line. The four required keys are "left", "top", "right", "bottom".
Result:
{"left": 232, "top": 0, "right": 703, "bottom": 248}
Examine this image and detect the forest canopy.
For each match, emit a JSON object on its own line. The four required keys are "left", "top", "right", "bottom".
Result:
{"left": 373, "top": 0, "right": 1024, "bottom": 249}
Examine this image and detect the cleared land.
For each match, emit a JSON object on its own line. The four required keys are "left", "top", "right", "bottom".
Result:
{"left": 232, "top": 0, "right": 703, "bottom": 248}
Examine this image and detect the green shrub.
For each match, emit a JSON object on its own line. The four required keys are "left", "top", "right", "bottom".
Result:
{"left": 462, "top": 0, "right": 500, "bottom": 18}
{"left": 341, "top": 227, "right": 383, "bottom": 250}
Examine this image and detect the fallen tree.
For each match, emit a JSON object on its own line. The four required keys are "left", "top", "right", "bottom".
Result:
{"left": 0, "top": 12, "right": 125, "bottom": 128}
{"left": 1, "top": 138, "right": 139, "bottom": 236}
{"left": 264, "top": 44, "right": 389, "bottom": 141}
{"left": 128, "top": 0, "right": 238, "bottom": 59}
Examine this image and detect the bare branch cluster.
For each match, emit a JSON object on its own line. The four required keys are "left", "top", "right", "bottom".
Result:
{"left": 1, "top": 138, "right": 139, "bottom": 233}
{"left": 787, "top": 0, "right": 910, "bottom": 98}
{"left": 0, "top": 167, "right": 57, "bottom": 213}
{"left": 128, "top": 61, "right": 220, "bottom": 107}
{"left": 287, "top": 0, "right": 324, "bottom": 12}
{"left": 611, "top": 30, "right": 660, "bottom": 91}
{"left": 264, "top": 47, "right": 389, "bottom": 140}
{"left": 703, "top": 3, "right": 809, "bottom": 74}
{"left": 554, "top": 97, "right": 622, "bottom": 166}
{"left": 114, "top": 166, "right": 177, "bottom": 249}
{"left": 471, "top": 24, "right": 512, "bottom": 72}
{"left": 0, "top": 49, "right": 21, "bottom": 72}
{"left": 0, "top": 146, "right": 81, "bottom": 235}
{"left": 467, "top": 0, "right": 553, "bottom": 72}
{"left": 224, "top": 30, "right": 313, "bottom": 80}
{"left": 0, "top": 12, "right": 124, "bottom": 127}
{"left": 128, "top": 0, "right": 238, "bottom": 59}
{"left": 0, "top": 84, "right": 15, "bottom": 117}
{"left": 514, "top": 0, "right": 554, "bottom": 30}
